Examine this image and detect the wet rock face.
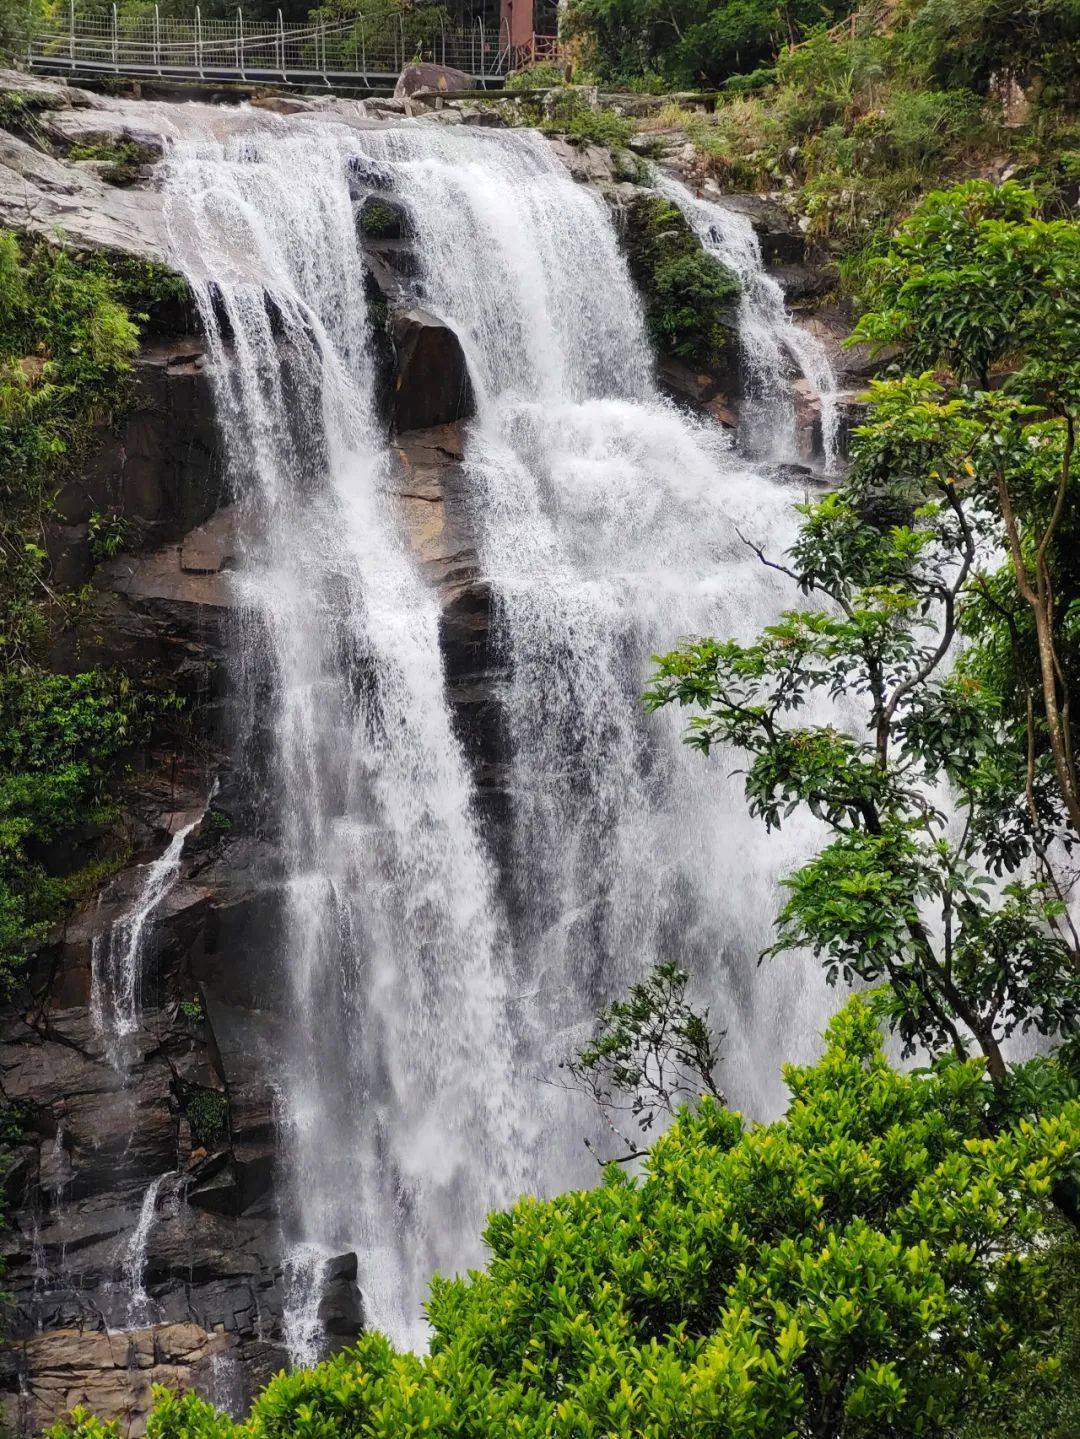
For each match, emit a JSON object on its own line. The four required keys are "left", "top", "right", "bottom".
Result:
{"left": 0, "top": 764, "right": 297, "bottom": 1429}
{"left": 391, "top": 309, "right": 476, "bottom": 432}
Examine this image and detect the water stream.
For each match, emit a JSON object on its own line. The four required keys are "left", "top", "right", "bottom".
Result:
{"left": 90, "top": 815, "right": 202, "bottom": 1068}
{"left": 154, "top": 110, "right": 839, "bottom": 1354}
{"left": 658, "top": 171, "right": 839, "bottom": 466}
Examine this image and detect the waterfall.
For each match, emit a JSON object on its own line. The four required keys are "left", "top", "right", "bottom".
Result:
{"left": 657, "top": 172, "right": 838, "bottom": 466}
{"left": 120, "top": 1171, "right": 172, "bottom": 1326}
{"left": 163, "top": 120, "right": 527, "bottom": 1352}
{"left": 156, "top": 111, "right": 838, "bottom": 1355}
{"left": 90, "top": 816, "right": 201, "bottom": 1067}
{"left": 357, "top": 124, "right": 834, "bottom": 1135}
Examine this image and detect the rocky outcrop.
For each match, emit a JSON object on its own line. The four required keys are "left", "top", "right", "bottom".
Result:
{"left": 6, "top": 1322, "right": 237, "bottom": 1436}
{"left": 391, "top": 310, "right": 475, "bottom": 432}
{"left": 0, "top": 72, "right": 166, "bottom": 258}
{"left": 390, "top": 423, "right": 505, "bottom": 815}
{"left": 393, "top": 63, "right": 472, "bottom": 100}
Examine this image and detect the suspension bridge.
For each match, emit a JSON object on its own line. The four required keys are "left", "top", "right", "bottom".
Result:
{"left": 23, "top": 4, "right": 559, "bottom": 89}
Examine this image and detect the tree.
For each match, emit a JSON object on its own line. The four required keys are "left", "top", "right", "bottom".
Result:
{"left": 647, "top": 184, "right": 1080, "bottom": 1141}
{"left": 561, "top": 959, "right": 724, "bottom": 1161}
{"left": 561, "top": 0, "right": 854, "bottom": 87}
{"left": 60, "top": 1001, "right": 1080, "bottom": 1439}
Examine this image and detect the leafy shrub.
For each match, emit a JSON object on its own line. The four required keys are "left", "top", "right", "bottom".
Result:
{"left": 88, "top": 509, "right": 133, "bottom": 562}
{"left": 0, "top": 670, "right": 153, "bottom": 990}
{"left": 623, "top": 193, "right": 740, "bottom": 369}
{"left": 73, "top": 1000, "right": 1080, "bottom": 1439}
{"left": 540, "top": 89, "right": 634, "bottom": 147}
{"left": 505, "top": 60, "right": 565, "bottom": 91}
{"left": 181, "top": 1084, "right": 228, "bottom": 1148}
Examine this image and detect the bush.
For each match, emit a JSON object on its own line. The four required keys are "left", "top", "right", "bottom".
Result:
{"left": 540, "top": 89, "right": 634, "bottom": 147}
{"left": 70, "top": 1000, "right": 1080, "bottom": 1439}
{"left": 505, "top": 60, "right": 565, "bottom": 91}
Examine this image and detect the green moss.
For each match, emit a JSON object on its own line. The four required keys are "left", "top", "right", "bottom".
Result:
{"left": 358, "top": 198, "right": 405, "bottom": 240}
{"left": 540, "top": 90, "right": 634, "bottom": 148}
{"left": 182, "top": 1085, "right": 228, "bottom": 1148}
{"left": 179, "top": 995, "right": 204, "bottom": 1022}
{"left": 67, "top": 140, "right": 158, "bottom": 186}
{"left": 623, "top": 193, "right": 740, "bottom": 371}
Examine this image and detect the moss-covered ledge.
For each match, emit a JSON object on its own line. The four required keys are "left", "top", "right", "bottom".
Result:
{"left": 621, "top": 191, "right": 740, "bottom": 378}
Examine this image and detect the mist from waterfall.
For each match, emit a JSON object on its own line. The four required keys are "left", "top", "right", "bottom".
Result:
{"left": 359, "top": 124, "right": 837, "bottom": 1167}
{"left": 158, "top": 112, "right": 840, "bottom": 1356}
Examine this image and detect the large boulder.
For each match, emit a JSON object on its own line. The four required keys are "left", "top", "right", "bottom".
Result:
{"left": 392, "top": 308, "right": 474, "bottom": 432}
{"left": 393, "top": 63, "right": 472, "bottom": 100}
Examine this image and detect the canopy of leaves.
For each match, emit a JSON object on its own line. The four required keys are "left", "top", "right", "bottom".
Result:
{"left": 562, "top": 0, "right": 856, "bottom": 87}
{"left": 50, "top": 1001, "right": 1080, "bottom": 1439}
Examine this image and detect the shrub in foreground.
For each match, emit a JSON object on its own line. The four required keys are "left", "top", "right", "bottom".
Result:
{"left": 52, "top": 1000, "right": 1080, "bottom": 1439}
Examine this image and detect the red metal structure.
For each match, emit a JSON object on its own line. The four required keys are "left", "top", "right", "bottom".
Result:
{"left": 498, "top": 0, "right": 561, "bottom": 69}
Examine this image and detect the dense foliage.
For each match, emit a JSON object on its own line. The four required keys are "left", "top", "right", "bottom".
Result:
{"left": 50, "top": 1001, "right": 1080, "bottom": 1439}
{"left": 562, "top": 0, "right": 856, "bottom": 89}
{"left": 622, "top": 193, "right": 741, "bottom": 371}
{"left": 0, "top": 231, "right": 178, "bottom": 991}
{"left": 649, "top": 181, "right": 1080, "bottom": 1183}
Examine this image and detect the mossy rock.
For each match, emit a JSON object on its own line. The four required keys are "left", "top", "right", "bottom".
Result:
{"left": 623, "top": 192, "right": 740, "bottom": 374}
{"left": 359, "top": 196, "right": 409, "bottom": 241}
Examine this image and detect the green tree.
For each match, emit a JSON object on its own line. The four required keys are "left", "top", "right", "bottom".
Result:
{"left": 647, "top": 185, "right": 1080, "bottom": 1145}
{"left": 562, "top": 0, "right": 855, "bottom": 87}
{"left": 61, "top": 1000, "right": 1080, "bottom": 1439}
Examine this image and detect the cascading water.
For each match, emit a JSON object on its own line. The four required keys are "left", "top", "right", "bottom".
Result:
{"left": 658, "top": 171, "right": 839, "bottom": 466}
{"left": 152, "top": 109, "right": 840, "bottom": 1356}
{"left": 358, "top": 124, "right": 836, "bottom": 1133}
{"left": 163, "top": 117, "right": 528, "bottom": 1351}
{"left": 90, "top": 815, "right": 201, "bottom": 1068}
{"left": 119, "top": 1171, "right": 174, "bottom": 1326}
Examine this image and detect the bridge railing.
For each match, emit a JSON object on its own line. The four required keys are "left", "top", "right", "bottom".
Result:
{"left": 26, "top": 4, "right": 515, "bottom": 84}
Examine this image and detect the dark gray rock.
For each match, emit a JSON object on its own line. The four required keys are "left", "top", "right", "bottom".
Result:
{"left": 319, "top": 1252, "right": 364, "bottom": 1346}
{"left": 392, "top": 309, "right": 475, "bottom": 432}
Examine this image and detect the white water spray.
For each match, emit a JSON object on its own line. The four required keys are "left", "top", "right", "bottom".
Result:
{"left": 359, "top": 123, "right": 837, "bottom": 1161}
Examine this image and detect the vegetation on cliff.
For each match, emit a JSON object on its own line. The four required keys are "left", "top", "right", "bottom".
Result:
{"left": 622, "top": 192, "right": 741, "bottom": 371}
{"left": 0, "top": 232, "right": 178, "bottom": 992}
